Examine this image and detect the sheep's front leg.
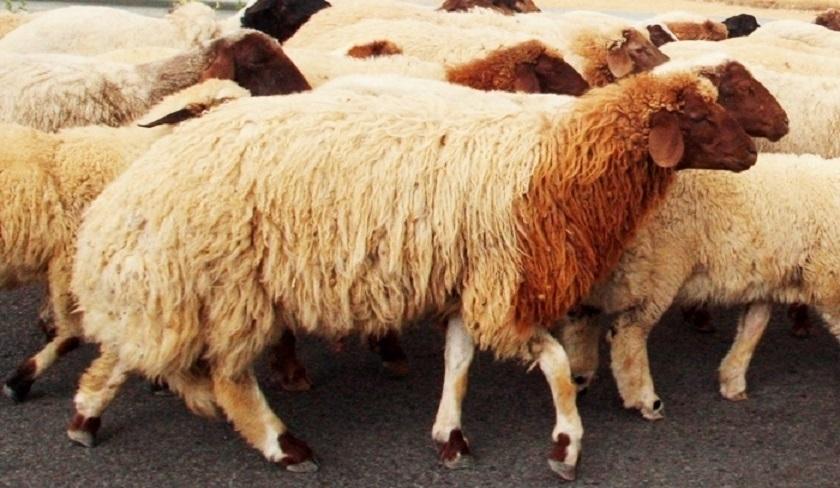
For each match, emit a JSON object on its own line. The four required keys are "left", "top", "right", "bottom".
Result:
{"left": 368, "top": 330, "right": 409, "bottom": 378}
{"left": 558, "top": 314, "right": 602, "bottom": 392}
{"left": 609, "top": 308, "right": 664, "bottom": 420}
{"left": 718, "top": 302, "right": 771, "bottom": 401}
{"left": 269, "top": 329, "right": 312, "bottom": 392}
{"left": 431, "top": 315, "right": 475, "bottom": 469}
{"left": 212, "top": 368, "right": 316, "bottom": 472}
{"left": 527, "top": 329, "right": 583, "bottom": 481}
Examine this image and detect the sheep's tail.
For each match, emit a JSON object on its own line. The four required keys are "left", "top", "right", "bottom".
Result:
{"left": 161, "top": 369, "right": 219, "bottom": 419}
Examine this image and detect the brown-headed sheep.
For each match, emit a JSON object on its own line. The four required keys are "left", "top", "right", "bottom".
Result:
{"left": 66, "top": 71, "right": 755, "bottom": 480}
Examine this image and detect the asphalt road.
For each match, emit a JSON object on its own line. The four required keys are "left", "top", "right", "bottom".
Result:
{"left": 1, "top": 283, "right": 838, "bottom": 487}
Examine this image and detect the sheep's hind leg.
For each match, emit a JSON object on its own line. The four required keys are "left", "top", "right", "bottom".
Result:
{"left": 3, "top": 332, "right": 80, "bottom": 402}
{"left": 718, "top": 302, "right": 771, "bottom": 401}
{"left": 431, "top": 315, "right": 475, "bottom": 469}
{"left": 368, "top": 329, "right": 409, "bottom": 378}
{"left": 67, "top": 349, "right": 129, "bottom": 447}
{"left": 817, "top": 308, "right": 840, "bottom": 344}
{"left": 269, "top": 329, "right": 312, "bottom": 392}
{"left": 526, "top": 329, "right": 583, "bottom": 481}
{"left": 212, "top": 368, "right": 316, "bottom": 472}
{"left": 609, "top": 308, "right": 664, "bottom": 420}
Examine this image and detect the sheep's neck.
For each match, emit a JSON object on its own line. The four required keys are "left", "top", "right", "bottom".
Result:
{"left": 140, "top": 49, "right": 212, "bottom": 107}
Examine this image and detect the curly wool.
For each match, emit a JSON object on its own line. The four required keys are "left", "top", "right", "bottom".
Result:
{"left": 72, "top": 71, "right": 712, "bottom": 391}
{"left": 0, "top": 2, "right": 220, "bottom": 55}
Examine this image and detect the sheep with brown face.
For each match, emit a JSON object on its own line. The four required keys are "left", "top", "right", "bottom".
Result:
{"left": 439, "top": 0, "right": 540, "bottom": 14}
{"left": 816, "top": 8, "right": 840, "bottom": 31}
{"left": 0, "top": 31, "right": 310, "bottom": 132}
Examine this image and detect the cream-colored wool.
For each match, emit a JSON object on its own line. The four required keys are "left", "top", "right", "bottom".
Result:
{"left": 95, "top": 47, "right": 181, "bottom": 65}
{"left": 0, "top": 79, "right": 250, "bottom": 392}
{"left": 662, "top": 38, "right": 840, "bottom": 77}
{"left": 287, "top": 0, "right": 436, "bottom": 43}
{"left": 751, "top": 19, "right": 840, "bottom": 50}
{"left": 0, "top": 3, "right": 220, "bottom": 55}
{"left": 565, "top": 153, "right": 840, "bottom": 415}
{"left": 0, "top": 11, "right": 33, "bottom": 39}
{"left": 285, "top": 48, "right": 446, "bottom": 87}
{"left": 71, "top": 71, "right": 717, "bottom": 384}
{"left": 0, "top": 32, "right": 253, "bottom": 132}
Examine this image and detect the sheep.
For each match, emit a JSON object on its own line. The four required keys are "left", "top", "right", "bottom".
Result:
{"left": 559, "top": 153, "right": 840, "bottom": 420}
{"left": 0, "top": 2, "right": 220, "bottom": 55}
{"left": 750, "top": 19, "right": 840, "bottom": 50}
{"left": 288, "top": 40, "right": 589, "bottom": 95}
{"left": 0, "top": 79, "right": 252, "bottom": 403}
{"left": 649, "top": 12, "right": 728, "bottom": 41}
{"left": 0, "top": 11, "right": 33, "bottom": 39}
{"left": 288, "top": 16, "right": 669, "bottom": 87}
{"left": 439, "top": 0, "right": 541, "bottom": 14}
{"left": 816, "top": 8, "right": 840, "bottom": 31}
{"left": 95, "top": 47, "right": 181, "bottom": 65}
{"left": 723, "top": 14, "right": 760, "bottom": 38}
{"left": 0, "top": 31, "right": 310, "bottom": 132}
{"left": 65, "top": 70, "right": 756, "bottom": 480}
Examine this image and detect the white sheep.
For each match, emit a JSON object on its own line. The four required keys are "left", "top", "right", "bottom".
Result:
{"left": 560, "top": 153, "right": 840, "bottom": 421}
{"left": 0, "top": 79, "right": 251, "bottom": 404}
{"left": 0, "top": 2, "right": 220, "bottom": 55}
{"left": 65, "top": 70, "right": 755, "bottom": 480}
{"left": 0, "top": 31, "right": 310, "bottom": 132}
{"left": 751, "top": 19, "right": 840, "bottom": 50}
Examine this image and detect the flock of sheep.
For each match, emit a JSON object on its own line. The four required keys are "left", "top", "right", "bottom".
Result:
{"left": 0, "top": 0, "right": 838, "bottom": 481}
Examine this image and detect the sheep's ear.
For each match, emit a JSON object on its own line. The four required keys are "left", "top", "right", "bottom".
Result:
{"left": 648, "top": 110, "right": 684, "bottom": 168}
{"left": 606, "top": 41, "right": 633, "bottom": 79}
{"left": 139, "top": 103, "right": 206, "bottom": 128}
{"left": 513, "top": 62, "right": 541, "bottom": 93}
{"left": 201, "top": 45, "right": 236, "bottom": 82}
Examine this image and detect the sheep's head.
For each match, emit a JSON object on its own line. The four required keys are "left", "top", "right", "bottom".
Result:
{"left": 241, "top": 0, "right": 331, "bottom": 43}
{"left": 513, "top": 52, "right": 589, "bottom": 95}
{"left": 816, "top": 8, "right": 840, "bottom": 31}
{"left": 201, "top": 32, "right": 311, "bottom": 96}
{"left": 438, "top": 0, "right": 541, "bottom": 14}
{"left": 648, "top": 86, "right": 756, "bottom": 172}
{"left": 646, "top": 24, "right": 676, "bottom": 47}
{"left": 347, "top": 40, "right": 403, "bottom": 58}
{"left": 702, "top": 61, "right": 788, "bottom": 142}
{"left": 606, "top": 29, "right": 670, "bottom": 80}
{"left": 723, "top": 14, "right": 760, "bottom": 37}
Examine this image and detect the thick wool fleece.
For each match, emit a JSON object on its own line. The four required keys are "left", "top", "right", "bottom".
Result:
{"left": 0, "top": 11, "right": 32, "bottom": 39}
{"left": 71, "top": 72, "right": 712, "bottom": 393}
{"left": 0, "top": 2, "right": 220, "bottom": 55}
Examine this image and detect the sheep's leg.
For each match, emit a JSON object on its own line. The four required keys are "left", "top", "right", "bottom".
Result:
{"left": 67, "top": 349, "right": 129, "bottom": 447}
{"left": 4, "top": 268, "right": 81, "bottom": 402}
{"left": 211, "top": 368, "right": 316, "bottom": 472}
{"left": 269, "top": 329, "right": 312, "bottom": 392}
{"left": 608, "top": 308, "right": 664, "bottom": 420}
{"left": 527, "top": 329, "right": 583, "bottom": 482}
{"left": 431, "top": 315, "right": 475, "bottom": 469}
{"left": 788, "top": 303, "right": 812, "bottom": 338}
{"left": 368, "top": 330, "right": 409, "bottom": 378}
{"left": 817, "top": 309, "right": 840, "bottom": 343}
{"left": 682, "top": 304, "right": 714, "bottom": 333}
{"left": 718, "top": 302, "right": 772, "bottom": 401}
{"left": 558, "top": 315, "right": 602, "bottom": 392}
{"left": 36, "top": 298, "right": 56, "bottom": 342}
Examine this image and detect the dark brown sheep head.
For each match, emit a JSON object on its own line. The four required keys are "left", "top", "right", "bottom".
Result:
{"left": 723, "top": 14, "right": 760, "bottom": 37}
{"left": 646, "top": 24, "right": 676, "bottom": 47}
{"left": 347, "top": 40, "right": 403, "bottom": 58}
{"left": 201, "top": 32, "right": 311, "bottom": 96}
{"left": 513, "top": 53, "right": 589, "bottom": 96}
{"left": 439, "top": 0, "right": 540, "bottom": 14}
{"left": 241, "top": 0, "right": 331, "bottom": 43}
{"left": 649, "top": 89, "right": 756, "bottom": 172}
{"left": 702, "top": 61, "right": 789, "bottom": 142}
{"left": 816, "top": 8, "right": 840, "bottom": 31}
{"left": 606, "top": 29, "right": 670, "bottom": 79}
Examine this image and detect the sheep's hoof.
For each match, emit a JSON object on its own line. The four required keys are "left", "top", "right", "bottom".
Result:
{"left": 3, "top": 382, "right": 28, "bottom": 403}
{"left": 572, "top": 373, "right": 595, "bottom": 393}
{"left": 382, "top": 359, "right": 410, "bottom": 379}
{"left": 720, "top": 383, "right": 748, "bottom": 402}
{"left": 67, "top": 414, "right": 100, "bottom": 448}
{"left": 640, "top": 399, "right": 664, "bottom": 420}
{"left": 284, "top": 459, "right": 319, "bottom": 473}
{"left": 437, "top": 429, "right": 473, "bottom": 469}
{"left": 548, "top": 459, "right": 577, "bottom": 482}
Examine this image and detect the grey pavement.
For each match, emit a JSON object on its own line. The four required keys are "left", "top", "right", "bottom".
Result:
{"left": 1, "top": 284, "right": 839, "bottom": 487}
